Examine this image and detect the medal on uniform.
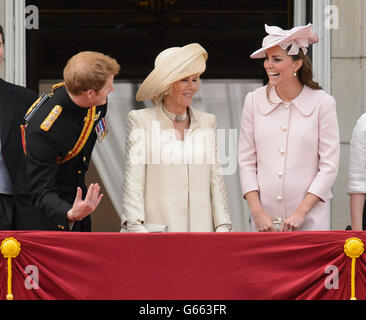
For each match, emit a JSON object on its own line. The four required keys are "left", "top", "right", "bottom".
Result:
{"left": 95, "top": 117, "right": 108, "bottom": 143}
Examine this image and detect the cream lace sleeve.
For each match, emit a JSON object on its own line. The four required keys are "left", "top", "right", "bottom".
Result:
{"left": 121, "top": 110, "right": 147, "bottom": 230}
{"left": 209, "top": 116, "right": 232, "bottom": 231}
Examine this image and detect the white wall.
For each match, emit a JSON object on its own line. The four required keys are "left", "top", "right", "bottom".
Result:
{"left": 330, "top": 0, "right": 365, "bottom": 229}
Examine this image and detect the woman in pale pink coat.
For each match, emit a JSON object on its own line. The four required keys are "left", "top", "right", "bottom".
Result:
{"left": 238, "top": 24, "right": 339, "bottom": 232}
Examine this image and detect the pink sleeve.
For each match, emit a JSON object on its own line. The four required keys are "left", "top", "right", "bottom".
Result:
{"left": 307, "top": 94, "right": 340, "bottom": 201}
{"left": 238, "top": 92, "right": 259, "bottom": 198}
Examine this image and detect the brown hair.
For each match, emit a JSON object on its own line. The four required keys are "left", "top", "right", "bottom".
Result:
{"left": 0, "top": 25, "right": 4, "bottom": 45}
{"left": 64, "top": 51, "right": 120, "bottom": 95}
{"left": 291, "top": 49, "right": 322, "bottom": 90}
{"left": 266, "top": 48, "right": 322, "bottom": 103}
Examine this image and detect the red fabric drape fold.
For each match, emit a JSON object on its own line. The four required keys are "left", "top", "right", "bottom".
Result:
{"left": 0, "top": 231, "right": 364, "bottom": 300}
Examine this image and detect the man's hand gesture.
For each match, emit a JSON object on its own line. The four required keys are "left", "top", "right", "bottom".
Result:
{"left": 67, "top": 183, "right": 103, "bottom": 221}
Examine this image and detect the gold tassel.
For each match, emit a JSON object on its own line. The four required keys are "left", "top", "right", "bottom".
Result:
{"left": 1, "top": 238, "right": 21, "bottom": 300}
{"left": 344, "top": 237, "right": 364, "bottom": 300}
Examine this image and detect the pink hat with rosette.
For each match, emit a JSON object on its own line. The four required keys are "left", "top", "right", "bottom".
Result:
{"left": 250, "top": 23, "right": 319, "bottom": 59}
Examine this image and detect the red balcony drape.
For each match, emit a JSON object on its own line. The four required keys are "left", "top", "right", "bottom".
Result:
{"left": 0, "top": 231, "right": 365, "bottom": 300}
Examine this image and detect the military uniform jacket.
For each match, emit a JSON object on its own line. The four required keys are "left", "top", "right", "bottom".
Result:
{"left": 14, "top": 85, "right": 107, "bottom": 231}
{"left": 0, "top": 78, "right": 37, "bottom": 189}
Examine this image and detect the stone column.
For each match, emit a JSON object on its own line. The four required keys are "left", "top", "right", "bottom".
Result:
{"left": 0, "top": 0, "right": 26, "bottom": 85}
{"left": 330, "top": 0, "right": 364, "bottom": 229}
{"left": 293, "top": 0, "right": 307, "bottom": 26}
{"left": 313, "top": 0, "right": 331, "bottom": 94}
{"left": 0, "top": 0, "right": 5, "bottom": 79}
{"left": 5, "top": 0, "right": 26, "bottom": 85}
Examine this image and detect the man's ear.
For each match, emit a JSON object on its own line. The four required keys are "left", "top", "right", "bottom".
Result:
{"left": 85, "top": 89, "right": 95, "bottom": 99}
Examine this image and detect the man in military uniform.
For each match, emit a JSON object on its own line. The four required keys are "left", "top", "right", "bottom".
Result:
{"left": 14, "top": 51, "right": 120, "bottom": 231}
{"left": 0, "top": 25, "right": 37, "bottom": 230}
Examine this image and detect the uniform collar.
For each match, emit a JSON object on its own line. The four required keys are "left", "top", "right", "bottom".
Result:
{"left": 59, "top": 86, "right": 88, "bottom": 116}
{"left": 258, "top": 85, "right": 324, "bottom": 116}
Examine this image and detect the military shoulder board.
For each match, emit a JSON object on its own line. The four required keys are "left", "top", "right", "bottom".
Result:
{"left": 41, "top": 105, "right": 62, "bottom": 132}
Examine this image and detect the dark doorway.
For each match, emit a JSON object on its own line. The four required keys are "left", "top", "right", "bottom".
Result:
{"left": 26, "top": 0, "right": 294, "bottom": 92}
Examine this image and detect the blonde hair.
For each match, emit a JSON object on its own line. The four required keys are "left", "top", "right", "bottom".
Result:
{"left": 64, "top": 51, "right": 120, "bottom": 95}
{"left": 154, "top": 77, "right": 201, "bottom": 106}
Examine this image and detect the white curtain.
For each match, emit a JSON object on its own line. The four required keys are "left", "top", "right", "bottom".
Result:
{"left": 92, "top": 79, "right": 263, "bottom": 231}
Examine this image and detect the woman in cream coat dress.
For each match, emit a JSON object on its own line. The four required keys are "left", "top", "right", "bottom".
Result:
{"left": 348, "top": 114, "right": 366, "bottom": 230}
{"left": 120, "top": 43, "right": 232, "bottom": 233}
{"left": 238, "top": 24, "right": 340, "bottom": 232}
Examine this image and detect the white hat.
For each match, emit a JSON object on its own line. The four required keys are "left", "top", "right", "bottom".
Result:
{"left": 136, "top": 43, "right": 207, "bottom": 102}
{"left": 250, "top": 23, "right": 319, "bottom": 59}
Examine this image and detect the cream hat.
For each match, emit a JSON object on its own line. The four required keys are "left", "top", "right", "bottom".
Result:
{"left": 136, "top": 43, "right": 207, "bottom": 102}
{"left": 250, "top": 23, "right": 319, "bottom": 59}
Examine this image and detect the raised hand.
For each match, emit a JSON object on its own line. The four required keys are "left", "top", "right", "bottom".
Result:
{"left": 67, "top": 183, "right": 103, "bottom": 221}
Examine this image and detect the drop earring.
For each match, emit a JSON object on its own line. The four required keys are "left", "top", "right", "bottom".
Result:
{"left": 293, "top": 71, "right": 297, "bottom": 77}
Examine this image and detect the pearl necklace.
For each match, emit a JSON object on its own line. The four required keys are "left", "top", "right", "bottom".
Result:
{"left": 162, "top": 105, "right": 188, "bottom": 123}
